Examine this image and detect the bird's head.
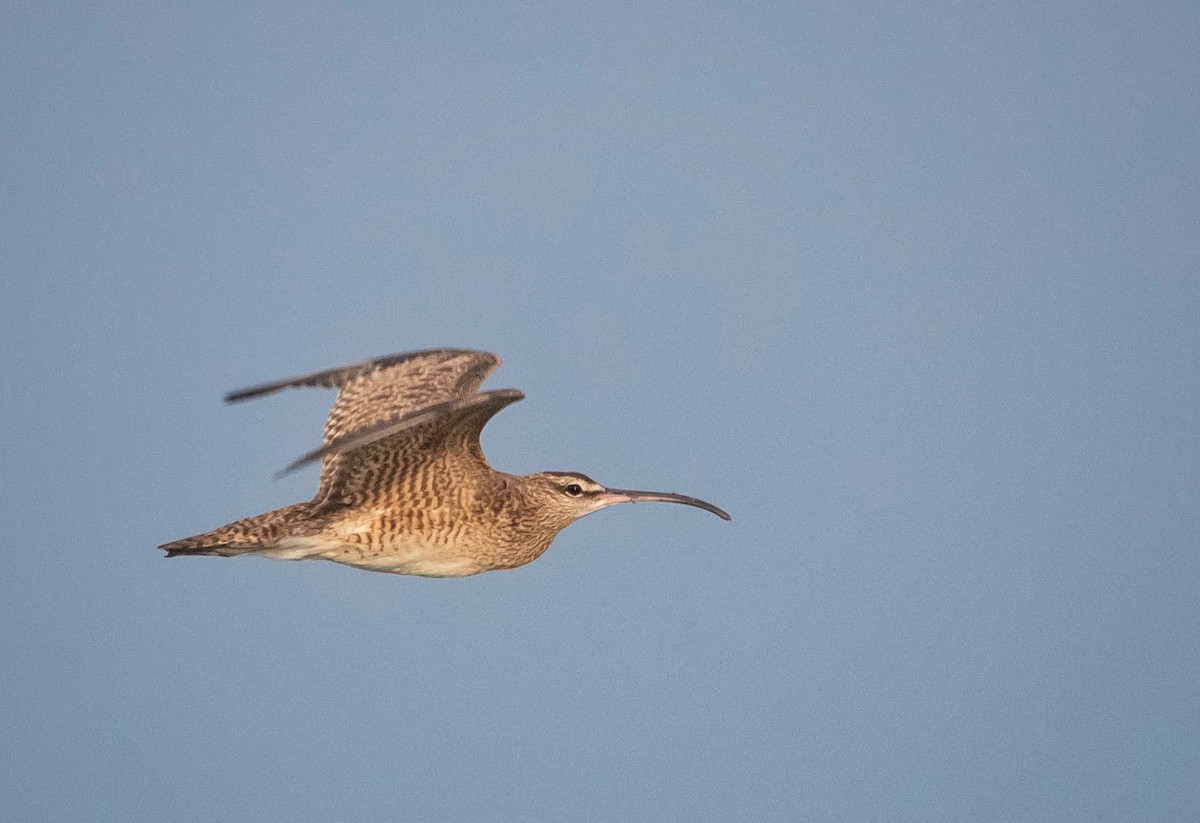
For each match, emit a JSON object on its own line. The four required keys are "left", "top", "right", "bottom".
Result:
{"left": 521, "top": 470, "right": 730, "bottom": 532}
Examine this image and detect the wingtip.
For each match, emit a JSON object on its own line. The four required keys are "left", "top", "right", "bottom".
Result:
{"left": 274, "top": 460, "right": 308, "bottom": 480}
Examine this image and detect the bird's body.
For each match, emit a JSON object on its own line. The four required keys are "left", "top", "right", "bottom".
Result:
{"left": 161, "top": 349, "right": 728, "bottom": 576}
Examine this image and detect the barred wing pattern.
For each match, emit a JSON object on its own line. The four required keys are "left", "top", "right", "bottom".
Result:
{"left": 226, "top": 349, "right": 509, "bottom": 506}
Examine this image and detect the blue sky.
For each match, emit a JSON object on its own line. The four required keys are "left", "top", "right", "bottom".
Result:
{"left": 2, "top": 2, "right": 1197, "bottom": 820}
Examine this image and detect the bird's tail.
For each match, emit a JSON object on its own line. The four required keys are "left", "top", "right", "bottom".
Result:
{"left": 159, "top": 503, "right": 318, "bottom": 559}
{"left": 159, "top": 535, "right": 258, "bottom": 558}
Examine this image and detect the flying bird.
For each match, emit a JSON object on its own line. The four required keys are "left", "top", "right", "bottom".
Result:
{"left": 160, "top": 349, "right": 729, "bottom": 576}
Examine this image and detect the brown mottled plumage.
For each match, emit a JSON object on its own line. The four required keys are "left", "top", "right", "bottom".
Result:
{"left": 160, "top": 349, "right": 729, "bottom": 577}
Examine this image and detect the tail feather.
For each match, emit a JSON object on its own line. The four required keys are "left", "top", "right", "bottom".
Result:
{"left": 159, "top": 534, "right": 261, "bottom": 558}
{"left": 160, "top": 502, "right": 319, "bottom": 559}
{"left": 162, "top": 503, "right": 328, "bottom": 561}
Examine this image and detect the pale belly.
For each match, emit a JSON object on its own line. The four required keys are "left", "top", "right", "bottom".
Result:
{"left": 262, "top": 534, "right": 488, "bottom": 577}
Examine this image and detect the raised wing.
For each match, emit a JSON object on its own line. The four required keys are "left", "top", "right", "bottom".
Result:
{"left": 225, "top": 349, "right": 504, "bottom": 505}
{"left": 285, "top": 389, "right": 524, "bottom": 507}
{"left": 279, "top": 389, "right": 525, "bottom": 476}
{"left": 226, "top": 349, "right": 499, "bottom": 422}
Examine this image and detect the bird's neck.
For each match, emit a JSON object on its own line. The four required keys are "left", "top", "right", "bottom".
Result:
{"left": 482, "top": 474, "right": 567, "bottom": 568}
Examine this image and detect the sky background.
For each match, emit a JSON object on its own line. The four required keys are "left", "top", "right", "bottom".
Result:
{"left": 2, "top": 2, "right": 1198, "bottom": 821}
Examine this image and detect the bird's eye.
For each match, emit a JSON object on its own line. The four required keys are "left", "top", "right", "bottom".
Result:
{"left": 564, "top": 483, "right": 583, "bottom": 496}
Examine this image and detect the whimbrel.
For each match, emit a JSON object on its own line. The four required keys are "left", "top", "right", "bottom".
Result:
{"left": 160, "top": 349, "right": 729, "bottom": 576}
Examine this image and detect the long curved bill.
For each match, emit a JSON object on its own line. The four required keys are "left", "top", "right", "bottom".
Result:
{"left": 599, "top": 487, "right": 731, "bottom": 521}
